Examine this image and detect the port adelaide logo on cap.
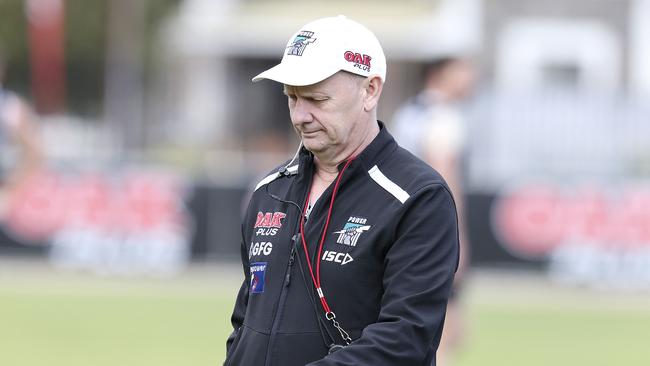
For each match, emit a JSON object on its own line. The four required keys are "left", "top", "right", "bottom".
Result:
{"left": 286, "top": 30, "right": 316, "bottom": 56}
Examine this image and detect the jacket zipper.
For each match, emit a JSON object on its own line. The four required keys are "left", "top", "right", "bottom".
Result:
{"left": 263, "top": 160, "right": 313, "bottom": 366}
{"left": 285, "top": 237, "right": 297, "bottom": 286}
{"left": 263, "top": 175, "right": 334, "bottom": 366}
{"left": 263, "top": 229, "right": 301, "bottom": 366}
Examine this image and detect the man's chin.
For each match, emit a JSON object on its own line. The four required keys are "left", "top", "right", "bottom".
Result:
{"left": 301, "top": 140, "right": 326, "bottom": 154}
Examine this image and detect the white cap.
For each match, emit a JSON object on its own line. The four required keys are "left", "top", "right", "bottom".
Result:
{"left": 252, "top": 15, "right": 386, "bottom": 86}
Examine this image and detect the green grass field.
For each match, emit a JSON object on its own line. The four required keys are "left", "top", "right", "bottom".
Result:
{"left": 456, "top": 281, "right": 650, "bottom": 366}
{"left": 1, "top": 260, "right": 649, "bottom": 365}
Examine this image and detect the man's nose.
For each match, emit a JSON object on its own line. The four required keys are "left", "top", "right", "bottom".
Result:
{"left": 290, "top": 98, "right": 314, "bottom": 125}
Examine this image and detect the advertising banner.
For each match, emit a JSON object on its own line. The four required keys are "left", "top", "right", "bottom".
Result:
{"left": 478, "top": 182, "right": 650, "bottom": 289}
{"left": 0, "top": 169, "right": 193, "bottom": 275}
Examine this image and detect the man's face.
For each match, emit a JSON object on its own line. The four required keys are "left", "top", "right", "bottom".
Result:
{"left": 284, "top": 72, "right": 366, "bottom": 159}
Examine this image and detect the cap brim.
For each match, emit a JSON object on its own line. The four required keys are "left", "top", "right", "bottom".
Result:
{"left": 252, "top": 61, "right": 340, "bottom": 86}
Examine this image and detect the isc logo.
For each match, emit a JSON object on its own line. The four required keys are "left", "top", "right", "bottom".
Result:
{"left": 249, "top": 242, "right": 273, "bottom": 258}
{"left": 322, "top": 250, "right": 354, "bottom": 265}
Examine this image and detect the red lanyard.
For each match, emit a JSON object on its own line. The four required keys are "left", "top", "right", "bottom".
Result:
{"left": 299, "top": 158, "right": 354, "bottom": 315}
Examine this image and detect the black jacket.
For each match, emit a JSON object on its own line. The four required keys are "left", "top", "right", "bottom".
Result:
{"left": 225, "top": 123, "right": 459, "bottom": 366}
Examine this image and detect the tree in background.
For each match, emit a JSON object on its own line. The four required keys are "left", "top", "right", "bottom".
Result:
{"left": 0, "top": 0, "right": 180, "bottom": 117}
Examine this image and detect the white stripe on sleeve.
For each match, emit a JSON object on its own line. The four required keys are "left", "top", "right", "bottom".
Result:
{"left": 368, "top": 165, "right": 410, "bottom": 204}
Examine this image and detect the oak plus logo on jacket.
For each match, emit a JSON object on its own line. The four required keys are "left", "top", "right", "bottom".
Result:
{"left": 254, "top": 211, "right": 286, "bottom": 236}
{"left": 333, "top": 216, "right": 371, "bottom": 247}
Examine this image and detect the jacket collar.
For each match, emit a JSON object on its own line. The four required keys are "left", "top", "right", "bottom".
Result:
{"left": 354, "top": 120, "right": 397, "bottom": 171}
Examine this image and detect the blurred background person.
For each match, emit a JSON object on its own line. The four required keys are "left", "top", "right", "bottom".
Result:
{"left": 391, "top": 56, "right": 476, "bottom": 366}
{"left": 0, "top": 48, "right": 42, "bottom": 220}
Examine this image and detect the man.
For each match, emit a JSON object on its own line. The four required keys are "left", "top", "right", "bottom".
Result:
{"left": 225, "top": 16, "right": 459, "bottom": 366}
{"left": 392, "top": 57, "right": 476, "bottom": 366}
{"left": 0, "top": 49, "right": 42, "bottom": 219}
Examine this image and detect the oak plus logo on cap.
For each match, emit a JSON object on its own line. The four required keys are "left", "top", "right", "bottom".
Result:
{"left": 286, "top": 30, "right": 316, "bottom": 56}
{"left": 344, "top": 51, "right": 372, "bottom": 72}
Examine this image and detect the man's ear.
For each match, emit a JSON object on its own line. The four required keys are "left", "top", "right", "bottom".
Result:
{"left": 362, "top": 75, "right": 383, "bottom": 112}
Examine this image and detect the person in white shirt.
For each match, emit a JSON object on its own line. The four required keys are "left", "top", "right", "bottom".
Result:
{"left": 392, "top": 56, "right": 476, "bottom": 366}
{"left": 0, "top": 50, "right": 42, "bottom": 219}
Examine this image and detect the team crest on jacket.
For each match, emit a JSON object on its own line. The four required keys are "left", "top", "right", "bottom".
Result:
{"left": 250, "top": 262, "right": 267, "bottom": 293}
{"left": 333, "top": 216, "right": 371, "bottom": 247}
